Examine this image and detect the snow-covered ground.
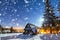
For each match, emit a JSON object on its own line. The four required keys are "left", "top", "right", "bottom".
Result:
{"left": 1, "top": 33, "right": 60, "bottom": 40}
{"left": 0, "top": 33, "right": 22, "bottom": 37}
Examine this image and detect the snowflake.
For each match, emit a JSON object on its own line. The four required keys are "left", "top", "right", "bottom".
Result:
{"left": 43, "top": 0, "right": 45, "bottom": 2}
{"left": 24, "top": 0, "right": 29, "bottom": 3}
{"left": 14, "top": 9, "right": 17, "bottom": 12}
{"left": 16, "top": 23, "right": 19, "bottom": 26}
{"left": 30, "top": 7, "right": 33, "bottom": 10}
{"left": 11, "top": 19, "right": 15, "bottom": 22}
{"left": 38, "top": 3, "right": 40, "bottom": 6}
{"left": 0, "top": 13, "right": 2, "bottom": 16}
{"left": 49, "top": 11, "right": 51, "bottom": 13}
{"left": 56, "top": 4, "right": 58, "bottom": 7}
{"left": 5, "top": 0, "right": 8, "bottom": 1}
{"left": 24, "top": 4, "right": 29, "bottom": 8}
{"left": 5, "top": 7, "right": 7, "bottom": 10}
{"left": 0, "top": 19, "right": 2, "bottom": 22}
{"left": 14, "top": 2, "right": 16, "bottom": 4}
{"left": 24, "top": 17, "right": 28, "bottom": 20}
{"left": 17, "top": 15, "right": 19, "bottom": 17}
{"left": 0, "top": 1, "right": 2, "bottom": 4}
{"left": 11, "top": 18, "right": 18, "bottom": 22}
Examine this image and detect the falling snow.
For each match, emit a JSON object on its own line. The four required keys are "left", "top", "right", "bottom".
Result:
{"left": 17, "top": 15, "right": 20, "bottom": 17}
{"left": 0, "top": 0, "right": 59, "bottom": 27}
{"left": 24, "top": 17, "right": 28, "bottom": 20}
{"left": 39, "top": 3, "right": 40, "bottom": 5}
{"left": 16, "top": 23, "right": 19, "bottom": 26}
{"left": 0, "top": 14, "right": 2, "bottom": 16}
{"left": 24, "top": 0, "right": 29, "bottom": 3}
{"left": 0, "top": 19, "right": 2, "bottom": 23}
{"left": 14, "top": 2, "right": 16, "bottom": 4}
{"left": 0, "top": 1, "right": 2, "bottom": 4}
{"left": 43, "top": 0, "right": 45, "bottom": 2}
{"left": 11, "top": 19, "right": 15, "bottom": 22}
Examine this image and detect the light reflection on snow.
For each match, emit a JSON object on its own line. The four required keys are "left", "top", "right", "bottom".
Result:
{"left": 1, "top": 33, "right": 60, "bottom": 40}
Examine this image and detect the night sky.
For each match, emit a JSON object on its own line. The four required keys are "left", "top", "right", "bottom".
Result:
{"left": 0, "top": 0, "right": 59, "bottom": 27}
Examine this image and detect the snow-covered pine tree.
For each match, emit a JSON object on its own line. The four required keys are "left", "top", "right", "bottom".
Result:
{"left": 57, "top": 0, "right": 60, "bottom": 23}
{"left": 42, "top": 0, "right": 56, "bottom": 27}
{"left": 42, "top": 0, "right": 57, "bottom": 33}
{"left": 56, "top": 0, "right": 60, "bottom": 32}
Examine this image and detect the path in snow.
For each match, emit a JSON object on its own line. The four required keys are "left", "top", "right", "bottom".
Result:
{"left": 1, "top": 33, "right": 60, "bottom": 40}
{"left": 0, "top": 33, "right": 21, "bottom": 37}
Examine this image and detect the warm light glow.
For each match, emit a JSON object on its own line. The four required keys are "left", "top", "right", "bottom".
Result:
{"left": 13, "top": 27, "right": 24, "bottom": 29}
{"left": 40, "top": 29, "right": 45, "bottom": 34}
{"left": 58, "top": 30, "right": 60, "bottom": 33}
{"left": 52, "top": 30, "right": 57, "bottom": 34}
{"left": 13, "top": 27, "right": 24, "bottom": 33}
{"left": 37, "top": 28, "right": 46, "bottom": 34}
{"left": 37, "top": 27, "right": 51, "bottom": 34}
{"left": 45, "top": 30, "right": 50, "bottom": 34}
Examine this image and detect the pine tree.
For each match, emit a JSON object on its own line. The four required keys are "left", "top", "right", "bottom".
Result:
{"left": 42, "top": 0, "right": 56, "bottom": 33}
{"left": 57, "top": 0, "right": 60, "bottom": 23}
{"left": 10, "top": 27, "right": 13, "bottom": 33}
{"left": 43, "top": 0, "right": 56, "bottom": 27}
{"left": 57, "top": 0, "right": 60, "bottom": 13}
{"left": 56, "top": 0, "right": 60, "bottom": 33}
{"left": 0, "top": 25, "right": 3, "bottom": 33}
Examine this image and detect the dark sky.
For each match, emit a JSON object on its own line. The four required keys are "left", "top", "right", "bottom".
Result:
{"left": 0, "top": 0, "right": 59, "bottom": 27}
